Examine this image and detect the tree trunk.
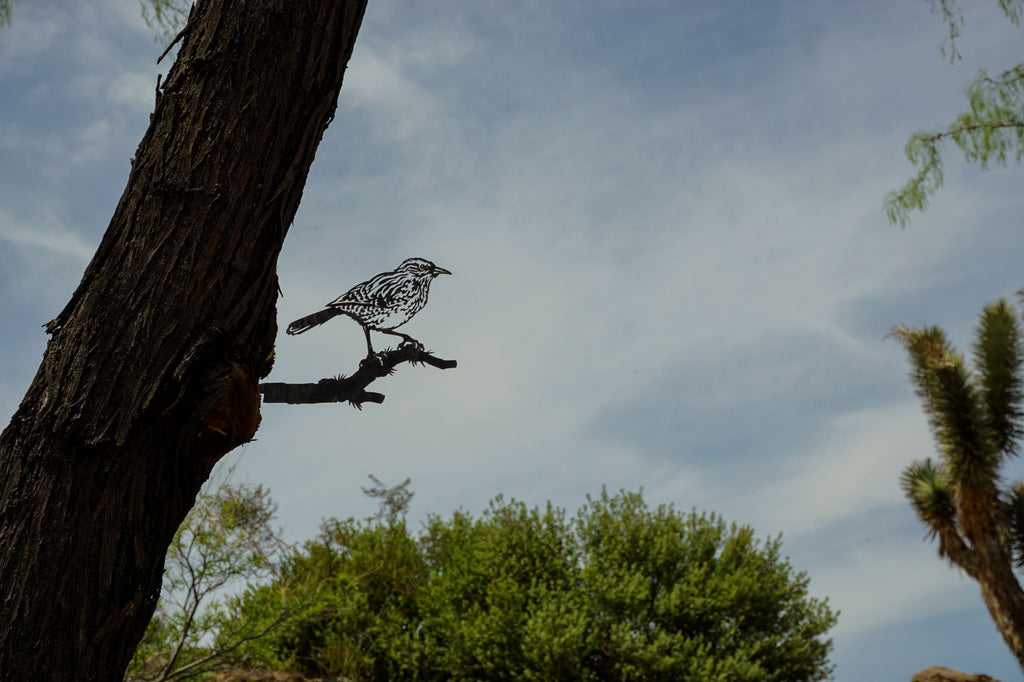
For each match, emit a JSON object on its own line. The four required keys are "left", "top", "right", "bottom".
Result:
{"left": 974, "top": 537, "right": 1024, "bottom": 670}
{"left": 0, "top": 1, "right": 367, "bottom": 679}
{"left": 961, "top": 488, "right": 1024, "bottom": 671}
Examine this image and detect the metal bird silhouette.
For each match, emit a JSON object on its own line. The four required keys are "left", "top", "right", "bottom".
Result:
{"left": 286, "top": 257, "right": 451, "bottom": 355}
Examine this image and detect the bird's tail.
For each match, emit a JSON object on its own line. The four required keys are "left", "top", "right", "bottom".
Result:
{"left": 286, "top": 308, "right": 342, "bottom": 335}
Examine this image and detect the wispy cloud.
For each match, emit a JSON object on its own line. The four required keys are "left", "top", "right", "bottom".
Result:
{"left": 0, "top": 209, "right": 95, "bottom": 261}
{"left": 106, "top": 70, "right": 159, "bottom": 114}
{"left": 4, "top": 1, "right": 1024, "bottom": 679}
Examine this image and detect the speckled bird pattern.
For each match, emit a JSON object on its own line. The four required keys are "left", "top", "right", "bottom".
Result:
{"left": 286, "top": 257, "right": 451, "bottom": 354}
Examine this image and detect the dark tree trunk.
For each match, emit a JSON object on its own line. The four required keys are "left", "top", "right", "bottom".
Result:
{"left": 0, "top": 1, "right": 367, "bottom": 679}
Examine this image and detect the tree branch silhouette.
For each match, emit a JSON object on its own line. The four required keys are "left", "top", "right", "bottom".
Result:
{"left": 259, "top": 345, "right": 456, "bottom": 407}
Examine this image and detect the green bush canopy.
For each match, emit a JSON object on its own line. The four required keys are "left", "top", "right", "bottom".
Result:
{"left": 224, "top": 489, "right": 836, "bottom": 682}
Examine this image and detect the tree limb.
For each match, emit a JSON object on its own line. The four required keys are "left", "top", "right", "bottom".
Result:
{"left": 259, "top": 345, "right": 457, "bottom": 407}
{"left": 885, "top": 61, "right": 1024, "bottom": 226}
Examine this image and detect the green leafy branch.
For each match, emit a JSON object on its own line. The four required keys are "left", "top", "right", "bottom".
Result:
{"left": 126, "top": 475, "right": 293, "bottom": 682}
{"left": 885, "top": 64, "right": 1024, "bottom": 226}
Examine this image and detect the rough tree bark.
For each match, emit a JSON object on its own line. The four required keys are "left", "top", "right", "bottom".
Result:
{"left": 0, "top": 1, "right": 368, "bottom": 679}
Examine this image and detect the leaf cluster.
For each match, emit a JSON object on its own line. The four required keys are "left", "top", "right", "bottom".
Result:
{"left": 886, "top": 64, "right": 1024, "bottom": 226}
{"left": 885, "top": 1, "right": 1024, "bottom": 226}
{"left": 224, "top": 489, "right": 837, "bottom": 682}
{"left": 927, "top": 0, "right": 1023, "bottom": 62}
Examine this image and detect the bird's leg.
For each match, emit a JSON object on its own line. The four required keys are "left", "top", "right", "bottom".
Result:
{"left": 358, "top": 326, "right": 392, "bottom": 370}
{"left": 362, "top": 325, "right": 376, "bottom": 356}
{"left": 380, "top": 329, "right": 423, "bottom": 350}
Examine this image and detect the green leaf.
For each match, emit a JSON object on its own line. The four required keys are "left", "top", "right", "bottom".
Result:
{"left": 885, "top": 63, "right": 1024, "bottom": 226}
{"left": 217, "top": 488, "right": 837, "bottom": 681}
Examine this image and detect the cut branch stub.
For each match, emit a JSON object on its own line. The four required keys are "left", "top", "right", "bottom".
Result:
{"left": 259, "top": 345, "right": 456, "bottom": 406}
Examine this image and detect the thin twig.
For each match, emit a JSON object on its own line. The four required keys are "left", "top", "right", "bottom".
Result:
{"left": 161, "top": 609, "right": 295, "bottom": 681}
{"left": 157, "top": 24, "right": 189, "bottom": 65}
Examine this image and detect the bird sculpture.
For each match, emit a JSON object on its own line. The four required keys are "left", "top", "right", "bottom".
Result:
{"left": 286, "top": 257, "right": 451, "bottom": 355}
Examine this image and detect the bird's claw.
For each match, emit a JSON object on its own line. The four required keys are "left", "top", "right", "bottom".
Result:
{"left": 398, "top": 338, "right": 424, "bottom": 352}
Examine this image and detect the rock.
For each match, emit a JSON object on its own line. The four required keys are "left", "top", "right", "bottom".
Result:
{"left": 911, "top": 665, "right": 1001, "bottom": 682}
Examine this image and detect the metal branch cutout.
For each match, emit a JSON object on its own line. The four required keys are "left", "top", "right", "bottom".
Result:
{"left": 259, "top": 257, "right": 456, "bottom": 406}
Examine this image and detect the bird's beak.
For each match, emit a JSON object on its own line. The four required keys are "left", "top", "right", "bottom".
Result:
{"left": 433, "top": 266, "right": 452, "bottom": 276}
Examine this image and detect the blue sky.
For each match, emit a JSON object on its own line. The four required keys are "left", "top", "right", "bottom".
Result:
{"left": 2, "top": 1, "right": 1024, "bottom": 679}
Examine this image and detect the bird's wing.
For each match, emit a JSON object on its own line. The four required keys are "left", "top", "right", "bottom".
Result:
{"left": 328, "top": 272, "right": 403, "bottom": 309}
